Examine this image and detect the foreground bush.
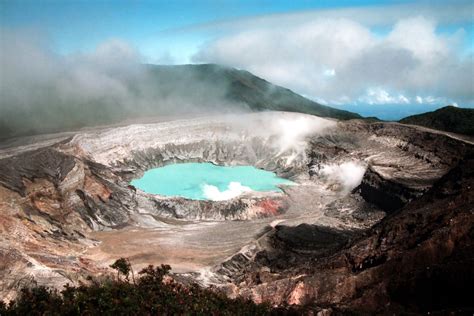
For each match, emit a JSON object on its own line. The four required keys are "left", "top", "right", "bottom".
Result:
{"left": 0, "top": 260, "right": 270, "bottom": 315}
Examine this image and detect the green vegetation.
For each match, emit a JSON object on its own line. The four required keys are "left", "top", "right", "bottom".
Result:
{"left": 0, "top": 259, "right": 270, "bottom": 315}
{"left": 399, "top": 106, "right": 474, "bottom": 136}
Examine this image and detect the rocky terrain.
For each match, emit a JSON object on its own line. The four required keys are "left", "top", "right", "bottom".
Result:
{"left": 219, "top": 121, "right": 474, "bottom": 313}
{"left": 0, "top": 111, "right": 472, "bottom": 313}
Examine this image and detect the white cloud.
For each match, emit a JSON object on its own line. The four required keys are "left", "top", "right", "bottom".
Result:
{"left": 0, "top": 29, "right": 252, "bottom": 137}
{"left": 324, "top": 69, "right": 336, "bottom": 77}
{"left": 202, "top": 182, "right": 251, "bottom": 201}
{"left": 398, "top": 94, "right": 410, "bottom": 104}
{"left": 413, "top": 95, "right": 448, "bottom": 105}
{"left": 358, "top": 88, "right": 411, "bottom": 105}
{"left": 181, "top": 2, "right": 473, "bottom": 34}
{"left": 0, "top": 31, "right": 144, "bottom": 110}
{"left": 90, "top": 39, "right": 142, "bottom": 66}
{"left": 194, "top": 15, "right": 473, "bottom": 106}
{"left": 387, "top": 17, "right": 448, "bottom": 62}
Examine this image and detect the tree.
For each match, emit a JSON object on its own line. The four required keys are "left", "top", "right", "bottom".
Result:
{"left": 109, "top": 258, "right": 132, "bottom": 282}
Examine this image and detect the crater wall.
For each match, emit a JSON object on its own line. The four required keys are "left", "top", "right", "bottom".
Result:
{"left": 0, "top": 111, "right": 470, "bottom": 308}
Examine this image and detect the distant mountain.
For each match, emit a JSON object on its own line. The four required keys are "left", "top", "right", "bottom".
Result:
{"left": 0, "top": 63, "right": 361, "bottom": 140}
{"left": 144, "top": 64, "right": 361, "bottom": 120}
{"left": 399, "top": 106, "right": 474, "bottom": 136}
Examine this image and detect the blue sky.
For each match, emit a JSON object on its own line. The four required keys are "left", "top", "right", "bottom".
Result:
{"left": 3, "top": 0, "right": 471, "bottom": 60}
{"left": 0, "top": 1, "right": 412, "bottom": 54}
{"left": 1, "top": 0, "right": 473, "bottom": 119}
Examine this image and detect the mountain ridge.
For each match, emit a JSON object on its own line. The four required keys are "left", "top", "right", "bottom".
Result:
{"left": 0, "top": 63, "right": 361, "bottom": 140}
{"left": 144, "top": 63, "right": 361, "bottom": 120}
{"left": 399, "top": 105, "right": 474, "bottom": 136}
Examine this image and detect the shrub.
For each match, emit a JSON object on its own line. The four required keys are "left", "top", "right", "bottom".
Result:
{"left": 1, "top": 259, "right": 270, "bottom": 315}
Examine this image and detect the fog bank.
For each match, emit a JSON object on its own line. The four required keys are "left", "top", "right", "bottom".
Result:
{"left": 0, "top": 30, "right": 246, "bottom": 139}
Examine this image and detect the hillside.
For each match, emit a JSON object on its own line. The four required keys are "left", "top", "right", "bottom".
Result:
{"left": 400, "top": 106, "right": 474, "bottom": 136}
{"left": 143, "top": 64, "right": 360, "bottom": 120}
{"left": 0, "top": 64, "right": 360, "bottom": 140}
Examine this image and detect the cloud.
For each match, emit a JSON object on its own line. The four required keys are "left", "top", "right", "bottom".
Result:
{"left": 0, "top": 29, "right": 245, "bottom": 138}
{"left": 194, "top": 15, "right": 474, "bottom": 107}
{"left": 176, "top": 2, "right": 473, "bottom": 34}
{"left": 414, "top": 95, "right": 447, "bottom": 105}
{"left": 324, "top": 69, "right": 336, "bottom": 77}
{"left": 202, "top": 182, "right": 252, "bottom": 201}
{"left": 358, "top": 88, "right": 411, "bottom": 105}
{"left": 0, "top": 29, "right": 144, "bottom": 136}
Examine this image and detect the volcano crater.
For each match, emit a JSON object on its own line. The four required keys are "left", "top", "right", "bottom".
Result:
{"left": 0, "top": 111, "right": 470, "bottom": 307}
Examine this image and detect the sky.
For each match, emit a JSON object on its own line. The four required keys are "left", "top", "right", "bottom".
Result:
{"left": 1, "top": 0, "right": 473, "bottom": 119}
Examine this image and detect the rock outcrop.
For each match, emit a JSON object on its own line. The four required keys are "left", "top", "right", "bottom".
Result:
{"left": 223, "top": 147, "right": 474, "bottom": 314}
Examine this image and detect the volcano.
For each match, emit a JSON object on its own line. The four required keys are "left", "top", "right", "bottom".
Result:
{"left": 0, "top": 68, "right": 473, "bottom": 314}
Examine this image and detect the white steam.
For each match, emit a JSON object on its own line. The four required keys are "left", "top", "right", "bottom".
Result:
{"left": 271, "top": 116, "right": 331, "bottom": 164}
{"left": 318, "top": 161, "right": 366, "bottom": 192}
{"left": 272, "top": 116, "right": 333, "bottom": 153}
{"left": 231, "top": 112, "right": 336, "bottom": 164}
{"left": 270, "top": 115, "right": 336, "bottom": 164}
{"left": 202, "top": 182, "right": 252, "bottom": 201}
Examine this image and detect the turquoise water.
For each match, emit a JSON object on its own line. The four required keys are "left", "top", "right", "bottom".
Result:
{"left": 130, "top": 162, "right": 294, "bottom": 201}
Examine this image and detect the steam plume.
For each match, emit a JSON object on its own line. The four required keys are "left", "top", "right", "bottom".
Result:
{"left": 318, "top": 161, "right": 366, "bottom": 192}
{"left": 202, "top": 182, "right": 252, "bottom": 201}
